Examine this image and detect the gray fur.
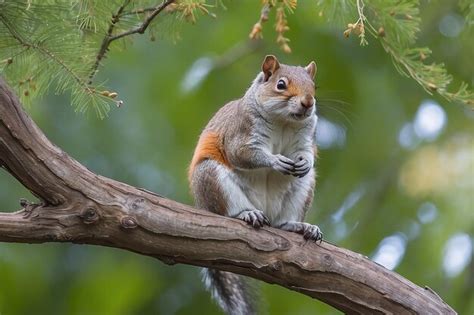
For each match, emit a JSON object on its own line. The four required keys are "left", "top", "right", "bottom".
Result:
{"left": 202, "top": 268, "right": 257, "bottom": 315}
{"left": 190, "top": 58, "right": 320, "bottom": 315}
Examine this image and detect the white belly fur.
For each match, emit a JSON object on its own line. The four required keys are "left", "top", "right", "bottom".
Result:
{"left": 234, "top": 167, "right": 313, "bottom": 225}
{"left": 237, "top": 169, "right": 288, "bottom": 218}
{"left": 232, "top": 124, "right": 313, "bottom": 225}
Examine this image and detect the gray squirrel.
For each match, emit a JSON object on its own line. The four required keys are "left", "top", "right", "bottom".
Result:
{"left": 189, "top": 55, "right": 322, "bottom": 315}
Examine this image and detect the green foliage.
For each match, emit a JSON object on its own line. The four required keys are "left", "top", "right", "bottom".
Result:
{"left": 0, "top": 1, "right": 112, "bottom": 117}
{"left": 315, "top": 0, "right": 473, "bottom": 107}
{"left": 0, "top": 0, "right": 218, "bottom": 117}
{"left": 1, "top": 0, "right": 472, "bottom": 117}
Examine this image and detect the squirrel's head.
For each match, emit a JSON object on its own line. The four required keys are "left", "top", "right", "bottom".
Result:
{"left": 253, "top": 55, "right": 317, "bottom": 123}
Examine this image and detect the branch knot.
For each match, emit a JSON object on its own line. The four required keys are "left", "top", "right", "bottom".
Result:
{"left": 121, "top": 216, "right": 138, "bottom": 229}
{"left": 79, "top": 207, "right": 99, "bottom": 224}
{"left": 19, "top": 198, "right": 40, "bottom": 218}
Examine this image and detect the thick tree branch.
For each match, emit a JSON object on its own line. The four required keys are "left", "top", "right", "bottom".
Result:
{"left": 0, "top": 77, "right": 456, "bottom": 314}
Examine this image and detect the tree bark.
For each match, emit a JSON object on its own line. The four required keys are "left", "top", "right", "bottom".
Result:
{"left": 0, "top": 77, "right": 456, "bottom": 314}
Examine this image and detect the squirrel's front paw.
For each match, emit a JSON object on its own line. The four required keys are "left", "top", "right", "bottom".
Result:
{"left": 292, "top": 156, "right": 312, "bottom": 178}
{"left": 237, "top": 209, "right": 270, "bottom": 228}
{"left": 272, "top": 154, "right": 295, "bottom": 175}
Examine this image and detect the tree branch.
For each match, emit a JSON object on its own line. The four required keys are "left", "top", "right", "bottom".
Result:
{"left": 88, "top": 0, "right": 175, "bottom": 84}
{"left": 110, "top": 0, "right": 175, "bottom": 40}
{"left": 0, "top": 77, "right": 456, "bottom": 314}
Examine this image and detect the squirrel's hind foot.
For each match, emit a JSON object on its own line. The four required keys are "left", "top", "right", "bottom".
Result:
{"left": 279, "top": 221, "right": 323, "bottom": 243}
{"left": 302, "top": 224, "right": 323, "bottom": 243}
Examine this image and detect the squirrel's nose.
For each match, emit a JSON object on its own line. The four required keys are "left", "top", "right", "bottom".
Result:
{"left": 301, "top": 95, "right": 315, "bottom": 108}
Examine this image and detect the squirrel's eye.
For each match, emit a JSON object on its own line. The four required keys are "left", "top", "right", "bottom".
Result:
{"left": 276, "top": 79, "right": 287, "bottom": 90}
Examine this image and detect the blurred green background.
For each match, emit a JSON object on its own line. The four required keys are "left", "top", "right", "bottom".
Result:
{"left": 1, "top": 1, "right": 473, "bottom": 314}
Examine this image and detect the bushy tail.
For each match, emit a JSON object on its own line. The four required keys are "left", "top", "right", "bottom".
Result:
{"left": 202, "top": 268, "right": 257, "bottom": 315}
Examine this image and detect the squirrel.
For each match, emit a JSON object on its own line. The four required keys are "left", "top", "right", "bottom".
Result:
{"left": 188, "top": 55, "right": 322, "bottom": 315}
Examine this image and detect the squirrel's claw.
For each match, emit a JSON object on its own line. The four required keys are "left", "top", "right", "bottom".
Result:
{"left": 292, "top": 156, "right": 312, "bottom": 178}
{"left": 280, "top": 221, "right": 323, "bottom": 243}
{"left": 272, "top": 154, "right": 295, "bottom": 175}
{"left": 238, "top": 209, "right": 270, "bottom": 229}
{"left": 303, "top": 224, "right": 323, "bottom": 243}
{"left": 293, "top": 167, "right": 311, "bottom": 178}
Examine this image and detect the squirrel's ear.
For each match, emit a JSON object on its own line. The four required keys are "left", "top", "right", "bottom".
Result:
{"left": 305, "top": 61, "right": 317, "bottom": 79}
{"left": 262, "top": 55, "right": 280, "bottom": 82}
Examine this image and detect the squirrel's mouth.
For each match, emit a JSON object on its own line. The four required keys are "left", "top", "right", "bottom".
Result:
{"left": 291, "top": 113, "right": 309, "bottom": 120}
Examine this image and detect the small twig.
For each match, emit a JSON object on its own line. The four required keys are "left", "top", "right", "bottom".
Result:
{"left": 344, "top": 0, "right": 368, "bottom": 45}
{"left": 109, "top": 0, "right": 175, "bottom": 41}
{"left": 355, "top": 0, "right": 368, "bottom": 45}
{"left": 88, "top": 0, "right": 131, "bottom": 84}
{"left": 356, "top": 0, "right": 366, "bottom": 29}
{"left": 88, "top": 0, "right": 175, "bottom": 84}
{"left": 249, "top": 3, "right": 273, "bottom": 40}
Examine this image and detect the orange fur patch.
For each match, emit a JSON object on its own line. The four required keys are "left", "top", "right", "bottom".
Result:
{"left": 287, "top": 83, "right": 301, "bottom": 97}
{"left": 188, "top": 131, "right": 230, "bottom": 181}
